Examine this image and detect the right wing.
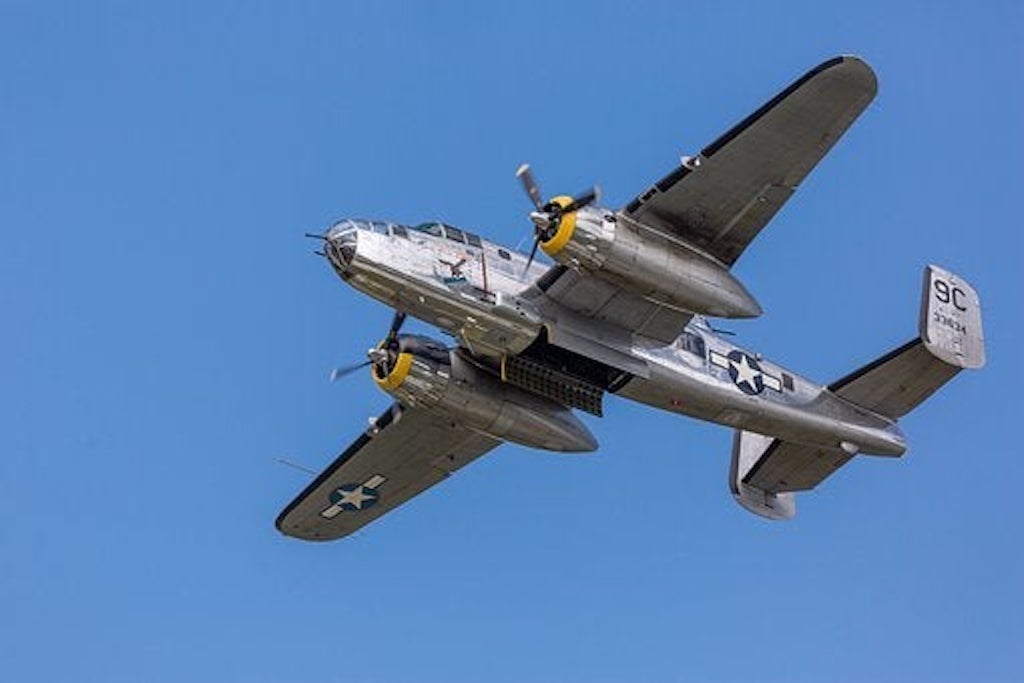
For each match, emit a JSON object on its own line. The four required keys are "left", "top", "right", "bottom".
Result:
{"left": 622, "top": 56, "right": 877, "bottom": 267}
{"left": 276, "top": 403, "right": 500, "bottom": 541}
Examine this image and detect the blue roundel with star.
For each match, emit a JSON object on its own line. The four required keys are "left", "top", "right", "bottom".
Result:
{"left": 726, "top": 350, "right": 765, "bottom": 395}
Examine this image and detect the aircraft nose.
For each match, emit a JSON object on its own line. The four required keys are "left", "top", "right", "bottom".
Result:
{"left": 325, "top": 228, "right": 357, "bottom": 270}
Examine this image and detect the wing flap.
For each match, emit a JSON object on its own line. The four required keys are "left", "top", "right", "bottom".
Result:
{"left": 530, "top": 265, "right": 692, "bottom": 345}
{"left": 276, "top": 404, "right": 500, "bottom": 541}
{"left": 623, "top": 56, "right": 877, "bottom": 266}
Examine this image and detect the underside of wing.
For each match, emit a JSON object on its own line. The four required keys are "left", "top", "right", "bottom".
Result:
{"left": 622, "top": 56, "right": 877, "bottom": 266}
{"left": 276, "top": 404, "right": 500, "bottom": 541}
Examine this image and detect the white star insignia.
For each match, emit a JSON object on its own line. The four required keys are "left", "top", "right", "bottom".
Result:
{"left": 731, "top": 354, "right": 761, "bottom": 390}
{"left": 338, "top": 486, "right": 374, "bottom": 510}
{"left": 319, "top": 475, "right": 388, "bottom": 519}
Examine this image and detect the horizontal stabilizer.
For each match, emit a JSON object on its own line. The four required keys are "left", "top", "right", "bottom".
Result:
{"left": 829, "top": 265, "right": 985, "bottom": 419}
{"left": 829, "top": 339, "right": 957, "bottom": 419}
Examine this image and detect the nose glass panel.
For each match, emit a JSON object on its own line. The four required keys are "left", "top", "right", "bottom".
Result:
{"left": 325, "top": 228, "right": 358, "bottom": 269}
{"left": 325, "top": 218, "right": 364, "bottom": 239}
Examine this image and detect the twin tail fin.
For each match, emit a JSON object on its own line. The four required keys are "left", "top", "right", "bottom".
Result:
{"left": 730, "top": 265, "right": 985, "bottom": 520}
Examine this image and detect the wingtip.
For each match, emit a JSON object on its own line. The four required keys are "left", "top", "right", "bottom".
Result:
{"left": 826, "top": 54, "right": 879, "bottom": 96}
{"left": 275, "top": 514, "right": 349, "bottom": 542}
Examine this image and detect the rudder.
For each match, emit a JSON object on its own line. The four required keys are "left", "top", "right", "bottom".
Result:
{"left": 919, "top": 264, "right": 985, "bottom": 370}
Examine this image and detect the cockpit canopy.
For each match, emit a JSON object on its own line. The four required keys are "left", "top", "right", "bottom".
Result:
{"left": 326, "top": 218, "right": 483, "bottom": 247}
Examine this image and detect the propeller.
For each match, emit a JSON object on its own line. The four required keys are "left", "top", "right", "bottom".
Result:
{"left": 515, "top": 163, "right": 600, "bottom": 274}
{"left": 383, "top": 310, "right": 407, "bottom": 349}
{"left": 328, "top": 309, "right": 408, "bottom": 382}
{"left": 516, "top": 163, "right": 544, "bottom": 212}
{"left": 328, "top": 360, "right": 372, "bottom": 383}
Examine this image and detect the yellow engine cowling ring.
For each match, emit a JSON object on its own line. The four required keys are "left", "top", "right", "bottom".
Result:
{"left": 372, "top": 349, "right": 414, "bottom": 391}
{"left": 539, "top": 196, "right": 577, "bottom": 257}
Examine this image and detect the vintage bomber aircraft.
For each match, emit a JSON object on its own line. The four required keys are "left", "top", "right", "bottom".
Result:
{"left": 277, "top": 56, "right": 985, "bottom": 541}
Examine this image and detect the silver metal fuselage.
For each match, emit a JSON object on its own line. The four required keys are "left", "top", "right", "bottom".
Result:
{"left": 324, "top": 218, "right": 906, "bottom": 458}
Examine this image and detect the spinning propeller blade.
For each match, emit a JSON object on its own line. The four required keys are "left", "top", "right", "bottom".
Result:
{"left": 523, "top": 237, "right": 542, "bottom": 275}
{"left": 516, "top": 164, "right": 544, "bottom": 211}
{"left": 329, "top": 310, "right": 408, "bottom": 383}
{"left": 560, "top": 186, "right": 600, "bottom": 214}
{"left": 329, "top": 360, "right": 373, "bottom": 382}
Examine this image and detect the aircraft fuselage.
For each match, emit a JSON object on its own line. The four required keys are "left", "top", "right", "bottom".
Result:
{"left": 322, "top": 218, "right": 905, "bottom": 458}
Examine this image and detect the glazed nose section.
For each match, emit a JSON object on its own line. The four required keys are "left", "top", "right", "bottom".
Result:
{"left": 325, "top": 227, "right": 357, "bottom": 270}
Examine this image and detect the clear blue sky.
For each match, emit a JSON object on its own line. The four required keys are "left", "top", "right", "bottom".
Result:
{"left": 2, "top": 2, "right": 1021, "bottom": 681}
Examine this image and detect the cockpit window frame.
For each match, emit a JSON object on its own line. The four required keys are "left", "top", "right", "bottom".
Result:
{"left": 404, "top": 221, "right": 481, "bottom": 248}
{"left": 443, "top": 225, "right": 466, "bottom": 244}
{"left": 414, "top": 222, "right": 445, "bottom": 237}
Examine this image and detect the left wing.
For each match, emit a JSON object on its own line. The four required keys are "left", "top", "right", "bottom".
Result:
{"left": 622, "top": 56, "right": 877, "bottom": 266}
{"left": 276, "top": 403, "right": 500, "bottom": 541}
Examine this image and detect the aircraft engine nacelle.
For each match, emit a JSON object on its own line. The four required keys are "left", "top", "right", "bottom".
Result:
{"left": 539, "top": 202, "right": 762, "bottom": 318}
{"left": 372, "top": 335, "right": 597, "bottom": 453}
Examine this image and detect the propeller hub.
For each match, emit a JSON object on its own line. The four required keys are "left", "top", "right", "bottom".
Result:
{"left": 515, "top": 164, "right": 599, "bottom": 273}
{"left": 538, "top": 197, "right": 579, "bottom": 256}
{"left": 372, "top": 347, "right": 413, "bottom": 391}
{"left": 528, "top": 210, "right": 553, "bottom": 232}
